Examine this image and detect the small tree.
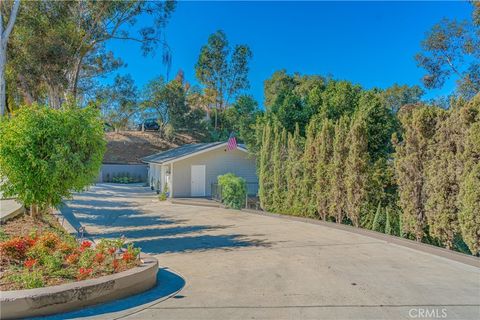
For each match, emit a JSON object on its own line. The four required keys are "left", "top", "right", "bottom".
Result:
{"left": 0, "top": 104, "right": 105, "bottom": 218}
{"left": 218, "top": 173, "right": 247, "bottom": 210}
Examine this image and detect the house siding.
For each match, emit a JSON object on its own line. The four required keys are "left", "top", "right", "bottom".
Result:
{"left": 172, "top": 147, "right": 257, "bottom": 197}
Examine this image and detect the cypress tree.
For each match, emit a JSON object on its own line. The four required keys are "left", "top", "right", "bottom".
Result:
{"left": 315, "top": 119, "right": 334, "bottom": 220}
{"left": 258, "top": 122, "right": 274, "bottom": 210}
{"left": 329, "top": 116, "right": 349, "bottom": 223}
{"left": 286, "top": 124, "right": 304, "bottom": 215}
{"left": 394, "top": 105, "right": 439, "bottom": 242}
{"left": 372, "top": 202, "right": 385, "bottom": 233}
{"left": 272, "top": 126, "right": 288, "bottom": 213}
{"left": 345, "top": 117, "right": 369, "bottom": 227}
{"left": 299, "top": 119, "right": 319, "bottom": 217}
{"left": 385, "top": 207, "right": 393, "bottom": 235}
{"left": 458, "top": 96, "right": 480, "bottom": 255}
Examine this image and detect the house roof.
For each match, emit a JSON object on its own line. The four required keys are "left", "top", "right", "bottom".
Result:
{"left": 142, "top": 142, "right": 248, "bottom": 165}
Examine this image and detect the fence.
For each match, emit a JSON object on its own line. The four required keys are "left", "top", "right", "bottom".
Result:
{"left": 211, "top": 182, "right": 260, "bottom": 209}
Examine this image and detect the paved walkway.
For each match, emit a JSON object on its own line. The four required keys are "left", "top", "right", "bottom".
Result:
{"left": 56, "top": 184, "right": 480, "bottom": 320}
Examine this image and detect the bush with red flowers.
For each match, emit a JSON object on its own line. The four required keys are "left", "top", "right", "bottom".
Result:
{"left": 0, "top": 224, "right": 141, "bottom": 291}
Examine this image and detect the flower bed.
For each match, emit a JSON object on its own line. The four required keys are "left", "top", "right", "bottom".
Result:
{"left": 0, "top": 214, "right": 141, "bottom": 291}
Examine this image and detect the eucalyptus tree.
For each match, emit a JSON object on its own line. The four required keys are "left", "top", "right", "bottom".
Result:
{"left": 0, "top": 0, "right": 20, "bottom": 116}
{"left": 195, "top": 30, "right": 252, "bottom": 129}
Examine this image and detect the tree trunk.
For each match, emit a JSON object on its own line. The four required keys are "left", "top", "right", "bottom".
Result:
{"left": 0, "top": 50, "right": 6, "bottom": 116}
{"left": 0, "top": 0, "right": 21, "bottom": 117}
{"left": 30, "top": 204, "right": 41, "bottom": 220}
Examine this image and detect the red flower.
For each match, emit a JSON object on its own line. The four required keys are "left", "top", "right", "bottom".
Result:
{"left": 79, "top": 240, "right": 92, "bottom": 252}
{"left": 112, "top": 258, "right": 120, "bottom": 272}
{"left": 108, "top": 247, "right": 116, "bottom": 255}
{"left": 24, "top": 258, "right": 38, "bottom": 269}
{"left": 0, "top": 237, "right": 30, "bottom": 260}
{"left": 77, "top": 267, "right": 93, "bottom": 280}
{"left": 122, "top": 252, "right": 135, "bottom": 263}
{"left": 94, "top": 252, "right": 105, "bottom": 264}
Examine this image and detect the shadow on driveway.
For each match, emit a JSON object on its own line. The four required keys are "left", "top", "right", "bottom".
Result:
{"left": 32, "top": 268, "right": 185, "bottom": 320}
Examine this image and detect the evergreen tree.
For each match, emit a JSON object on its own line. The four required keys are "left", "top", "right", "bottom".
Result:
{"left": 424, "top": 105, "right": 464, "bottom": 249}
{"left": 345, "top": 117, "right": 369, "bottom": 227}
{"left": 258, "top": 122, "right": 274, "bottom": 210}
{"left": 458, "top": 96, "right": 480, "bottom": 255}
{"left": 372, "top": 202, "right": 385, "bottom": 233}
{"left": 272, "top": 126, "right": 288, "bottom": 213}
{"left": 315, "top": 119, "right": 334, "bottom": 220}
{"left": 300, "top": 119, "right": 320, "bottom": 217}
{"left": 385, "top": 207, "right": 394, "bottom": 235}
{"left": 329, "top": 116, "right": 350, "bottom": 223}
{"left": 286, "top": 124, "right": 304, "bottom": 215}
{"left": 394, "top": 105, "right": 439, "bottom": 241}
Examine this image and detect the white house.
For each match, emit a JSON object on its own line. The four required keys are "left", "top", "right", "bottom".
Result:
{"left": 142, "top": 142, "right": 258, "bottom": 198}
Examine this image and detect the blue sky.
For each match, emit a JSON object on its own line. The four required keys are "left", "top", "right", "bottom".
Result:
{"left": 106, "top": 1, "right": 473, "bottom": 107}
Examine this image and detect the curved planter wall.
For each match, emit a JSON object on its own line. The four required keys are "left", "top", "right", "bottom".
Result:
{"left": 0, "top": 255, "right": 158, "bottom": 320}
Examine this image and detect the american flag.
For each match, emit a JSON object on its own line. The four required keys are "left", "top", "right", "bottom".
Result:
{"left": 226, "top": 132, "right": 237, "bottom": 151}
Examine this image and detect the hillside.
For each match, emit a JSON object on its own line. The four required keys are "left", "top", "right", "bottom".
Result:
{"left": 103, "top": 131, "right": 202, "bottom": 164}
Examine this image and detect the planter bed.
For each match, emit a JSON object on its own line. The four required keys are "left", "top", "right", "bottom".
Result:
{"left": 0, "top": 254, "right": 158, "bottom": 319}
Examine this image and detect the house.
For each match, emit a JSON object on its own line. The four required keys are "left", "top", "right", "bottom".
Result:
{"left": 142, "top": 142, "right": 258, "bottom": 198}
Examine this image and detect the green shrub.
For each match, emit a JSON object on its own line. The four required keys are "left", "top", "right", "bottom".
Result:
{"left": 0, "top": 103, "right": 105, "bottom": 216}
{"left": 9, "top": 270, "right": 45, "bottom": 289}
{"left": 159, "top": 183, "right": 169, "bottom": 201}
{"left": 217, "top": 173, "right": 247, "bottom": 209}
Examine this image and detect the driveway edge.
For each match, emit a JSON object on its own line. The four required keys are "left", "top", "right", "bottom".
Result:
{"left": 242, "top": 209, "right": 480, "bottom": 268}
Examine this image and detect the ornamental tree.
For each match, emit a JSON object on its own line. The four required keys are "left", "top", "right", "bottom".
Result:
{"left": 0, "top": 104, "right": 105, "bottom": 218}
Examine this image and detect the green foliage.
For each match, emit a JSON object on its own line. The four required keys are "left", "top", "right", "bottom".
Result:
{"left": 9, "top": 270, "right": 45, "bottom": 289}
{"left": 258, "top": 122, "right": 274, "bottom": 210}
{"left": 372, "top": 203, "right": 386, "bottom": 233}
{"left": 217, "top": 173, "right": 247, "bottom": 210}
{"left": 271, "top": 127, "right": 288, "bottom": 213}
{"left": 329, "top": 116, "right": 350, "bottom": 223}
{"left": 285, "top": 124, "right": 304, "bottom": 215}
{"left": 159, "top": 183, "right": 169, "bottom": 201}
{"left": 394, "top": 105, "right": 440, "bottom": 241}
{"left": 0, "top": 104, "right": 106, "bottom": 212}
{"left": 315, "top": 119, "right": 334, "bottom": 220}
{"left": 195, "top": 30, "right": 252, "bottom": 124}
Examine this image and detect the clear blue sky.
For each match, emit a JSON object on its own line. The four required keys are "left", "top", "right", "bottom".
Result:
{"left": 106, "top": 1, "right": 473, "bottom": 108}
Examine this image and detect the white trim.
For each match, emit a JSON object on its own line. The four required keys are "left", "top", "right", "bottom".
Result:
{"left": 145, "top": 142, "right": 249, "bottom": 165}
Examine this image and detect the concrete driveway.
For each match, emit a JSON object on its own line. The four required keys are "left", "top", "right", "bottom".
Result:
{"left": 58, "top": 184, "right": 480, "bottom": 320}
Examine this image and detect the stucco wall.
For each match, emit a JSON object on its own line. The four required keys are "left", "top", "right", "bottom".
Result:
{"left": 171, "top": 147, "right": 257, "bottom": 197}
{"left": 98, "top": 164, "right": 148, "bottom": 183}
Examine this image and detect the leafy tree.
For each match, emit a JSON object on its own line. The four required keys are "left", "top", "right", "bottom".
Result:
{"left": 329, "top": 116, "right": 350, "bottom": 223}
{"left": 394, "top": 105, "right": 440, "bottom": 241}
{"left": 345, "top": 116, "right": 369, "bottom": 227}
{"left": 381, "top": 84, "right": 424, "bottom": 113}
{"left": 195, "top": 30, "right": 252, "bottom": 129}
{"left": 0, "top": 0, "right": 20, "bottom": 116}
{"left": 96, "top": 74, "right": 138, "bottom": 132}
{"left": 318, "top": 80, "right": 361, "bottom": 121}
{"left": 415, "top": 3, "right": 479, "bottom": 99}
{"left": 0, "top": 103, "right": 105, "bottom": 218}
{"left": 224, "top": 95, "right": 261, "bottom": 149}
{"left": 6, "top": 0, "right": 175, "bottom": 109}
{"left": 315, "top": 119, "right": 334, "bottom": 221}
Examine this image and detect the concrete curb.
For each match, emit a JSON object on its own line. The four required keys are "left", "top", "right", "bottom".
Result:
{"left": 0, "top": 254, "right": 159, "bottom": 320}
{"left": 0, "top": 202, "right": 25, "bottom": 224}
{"left": 242, "top": 209, "right": 480, "bottom": 268}
{"left": 169, "top": 199, "right": 223, "bottom": 208}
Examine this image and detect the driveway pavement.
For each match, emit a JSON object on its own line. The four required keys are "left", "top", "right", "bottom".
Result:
{"left": 57, "top": 184, "right": 480, "bottom": 320}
